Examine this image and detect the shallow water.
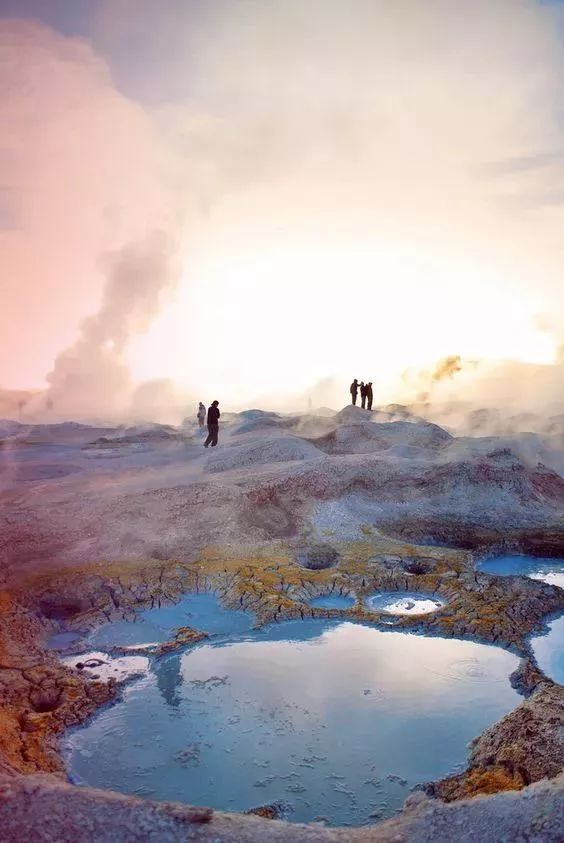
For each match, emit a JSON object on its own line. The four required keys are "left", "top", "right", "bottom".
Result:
{"left": 47, "top": 631, "right": 82, "bottom": 650}
{"left": 88, "top": 593, "right": 254, "bottom": 649}
{"left": 366, "top": 592, "right": 445, "bottom": 615}
{"left": 65, "top": 618, "right": 520, "bottom": 826}
{"left": 308, "top": 594, "right": 355, "bottom": 610}
{"left": 478, "top": 555, "right": 564, "bottom": 588}
{"left": 531, "top": 615, "right": 564, "bottom": 685}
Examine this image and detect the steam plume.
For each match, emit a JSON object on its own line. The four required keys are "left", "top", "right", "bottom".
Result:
{"left": 45, "top": 232, "right": 179, "bottom": 421}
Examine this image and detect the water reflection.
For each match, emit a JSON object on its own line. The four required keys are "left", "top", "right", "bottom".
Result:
{"left": 88, "top": 593, "right": 254, "bottom": 650}
{"left": 478, "top": 555, "right": 564, "bottom": 589}
{"left": 155, "top": 652, "right": 183, "bottom": 708}
{"left": 531, "top": 615, "right": 564, "bottom": 685}
{"left": 65, "top": 619, "right": 519, "bottom": 826}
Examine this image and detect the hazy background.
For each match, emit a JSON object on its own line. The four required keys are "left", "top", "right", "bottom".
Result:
{"left": 2, "top": 0, "right": 564, "bottom": 421}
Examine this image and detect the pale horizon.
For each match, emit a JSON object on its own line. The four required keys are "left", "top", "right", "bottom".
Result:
{"left": 2, "top": 1, "right": 564, "bottom": 418}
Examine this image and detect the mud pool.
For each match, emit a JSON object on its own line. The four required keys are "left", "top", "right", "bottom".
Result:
{"left": 87, "top": 593, "right": 254, "bottom": 649}
{"left": 365, "top": 592, "right": 445, "bottom": 615}
{"left": 531, "top": 614, "right": 564, "bottom": 685}
{"left": 477, "top": 555, "right": 564, "bottom": 588}
{"left": 63, "top": 602, "right": 522, "bottom": 826}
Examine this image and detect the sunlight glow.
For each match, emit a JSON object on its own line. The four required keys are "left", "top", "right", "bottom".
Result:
{"left": 127, "top": 237, "right": 555, "bottom": 407}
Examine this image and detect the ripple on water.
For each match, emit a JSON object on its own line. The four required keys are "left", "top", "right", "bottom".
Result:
{"left": 531, "top": 615, "right": 564, "bottom": 685}
{"left": 63, "top": 618, "right": 520, "bottom": 826}
{"left": 366, "top": 591, "right": 445, "bottom": 615}
{"left": 477, "top": 555, "right": 564, "bottom": 589}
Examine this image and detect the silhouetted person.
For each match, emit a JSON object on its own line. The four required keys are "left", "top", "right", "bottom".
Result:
{"left": 204, "top": 400, "right": 220, "bottom": 447}
{"left": 366, "top": 382, "right": 373, "bottom": 411}
{"left": 197, "top": 402, "right": 206, "bottom": 429}
{"left": 350, "top": 379, "right": 359, "bottom": 405}
{"left": 360, "top": 381, "right": 367, "bottom": 409}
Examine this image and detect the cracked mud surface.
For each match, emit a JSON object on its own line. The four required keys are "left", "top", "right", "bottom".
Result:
{"left": 0, "top": 407, "right": 563, "bottom": 839}
{"left": 2, "top": 539, "right": 562, "bottom": 795}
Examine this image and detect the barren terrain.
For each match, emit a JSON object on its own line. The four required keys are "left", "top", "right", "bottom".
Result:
{"left": 0, "top": 405, "right": 563, "bottom": 840}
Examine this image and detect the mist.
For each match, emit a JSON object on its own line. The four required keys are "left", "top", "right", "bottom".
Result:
{"left": 3, "top": 2, "right": 564, "bottom": 423}
{"left": 43, "top": 232, "right": 180, "bottom": 421}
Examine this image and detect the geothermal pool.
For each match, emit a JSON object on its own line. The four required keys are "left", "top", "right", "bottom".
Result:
{"left": 63, "top": 597, "right": 522, "bottom": 826}
{"left": 531, "top": 614, "right": 564, "bottom": 685}
{"left": 87, "top": 593, "right": 255, "bottom": 649}
{"left": 478, "top": 555, "right": 564, "bottom": 589}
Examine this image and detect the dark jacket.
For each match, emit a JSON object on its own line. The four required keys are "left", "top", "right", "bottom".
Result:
{"left": 207, "top": 405, "right": 220, "bottom": 425}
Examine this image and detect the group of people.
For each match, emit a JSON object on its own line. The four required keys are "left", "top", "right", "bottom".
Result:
{"left": 198, "top": 379, "right": 373, "bottom": 449}
{"left": 349, "top": 379, "right": 374, "bottom": 410}
{"left": 197, "top": 400, "right": 221, "bottom": 447}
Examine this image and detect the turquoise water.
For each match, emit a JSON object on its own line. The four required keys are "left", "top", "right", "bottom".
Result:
{"left": 366, "top": 592, "right": 445, "bottom": 615}
{"left": 477, "top": 555, "right": 564, "bottom": 589}
{"left": 531, "top": 615, "right": 564, "bottom": 685}
{"left": 88, "top": 593, "right": 254, "bottom": 649}
{"left": 65, "top": 618, "right": 520, "bottom": 825}
{"left": 309, "top": 594, "right": 355, "bottom": 610}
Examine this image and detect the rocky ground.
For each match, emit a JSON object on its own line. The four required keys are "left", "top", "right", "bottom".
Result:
{"left": 1, "top": 770, "right": 562, "bottom": 843}
{"left": 0, "top": 405, "right": 563, "bottom": 839}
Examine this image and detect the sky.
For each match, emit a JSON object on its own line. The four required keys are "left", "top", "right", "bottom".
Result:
{"left": 2, "top": 0, "right": 564, "bottom": 416}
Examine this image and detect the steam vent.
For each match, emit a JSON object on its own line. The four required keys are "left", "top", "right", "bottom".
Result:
{"left": 3, "top": 1, "right": 564, "bottom": 839}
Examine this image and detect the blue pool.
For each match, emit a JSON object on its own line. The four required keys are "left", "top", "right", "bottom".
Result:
{"left": 64, "top": 612, "right": 520, "bottom": 825}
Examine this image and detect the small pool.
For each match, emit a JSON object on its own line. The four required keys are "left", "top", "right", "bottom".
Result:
{"left": 531, "top": 615, "right": 564, "bottom": 685}
{"left": 366, "top": 592, "right": 445, "bottom": 615}
{"left": 477, "top": 555, "right": 564, "bottom": 588}
{"left": 46, "top": 631, "right": 83, "bottom": 651}
{"left": 308, "top": 594, "right": 355, "bottom": 610}
{"left": 64, "top": 618, "right": 519, "bottom": 826}
{"left": 88, "top": 593, "right": 254, "bottom": 649}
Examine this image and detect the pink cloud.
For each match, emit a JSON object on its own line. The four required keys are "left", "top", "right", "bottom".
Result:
{"left": 0, "top": 19, "right": 169, "bottom": 388}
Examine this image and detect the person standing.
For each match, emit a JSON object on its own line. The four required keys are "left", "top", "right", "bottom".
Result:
{"left": 366, "top": 382, "right": 373, "bottom": 411}
{"left": 350, "top": 379, "right": 359, "bottom": 406}
{"left": 360, "top": 381, "right": 367, "bottom": 409}
{"left": 197, "top": 402, "right": 206, "bottom": 429}
{"left": 204, "top": 400, "right": 220, "bottom": 447}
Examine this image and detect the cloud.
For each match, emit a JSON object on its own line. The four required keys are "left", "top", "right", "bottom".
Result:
{"left": 0, "top": 19, "right": 171, "bottom": 389}
{"left": 131, "top": 0, "right": 564, "bottom": 408}
{"left": 3, "top": 3, "right": 564, "bottom": 418}
{"left": 45, "top": 232, "right": 179, "bottom": 420}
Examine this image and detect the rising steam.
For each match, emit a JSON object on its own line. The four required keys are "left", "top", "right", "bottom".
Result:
{"left": 2, "top": 4, "right": 564, "bottom": 424}
{"left": 44, "top": 232, "right": 179, "bottom": 422}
